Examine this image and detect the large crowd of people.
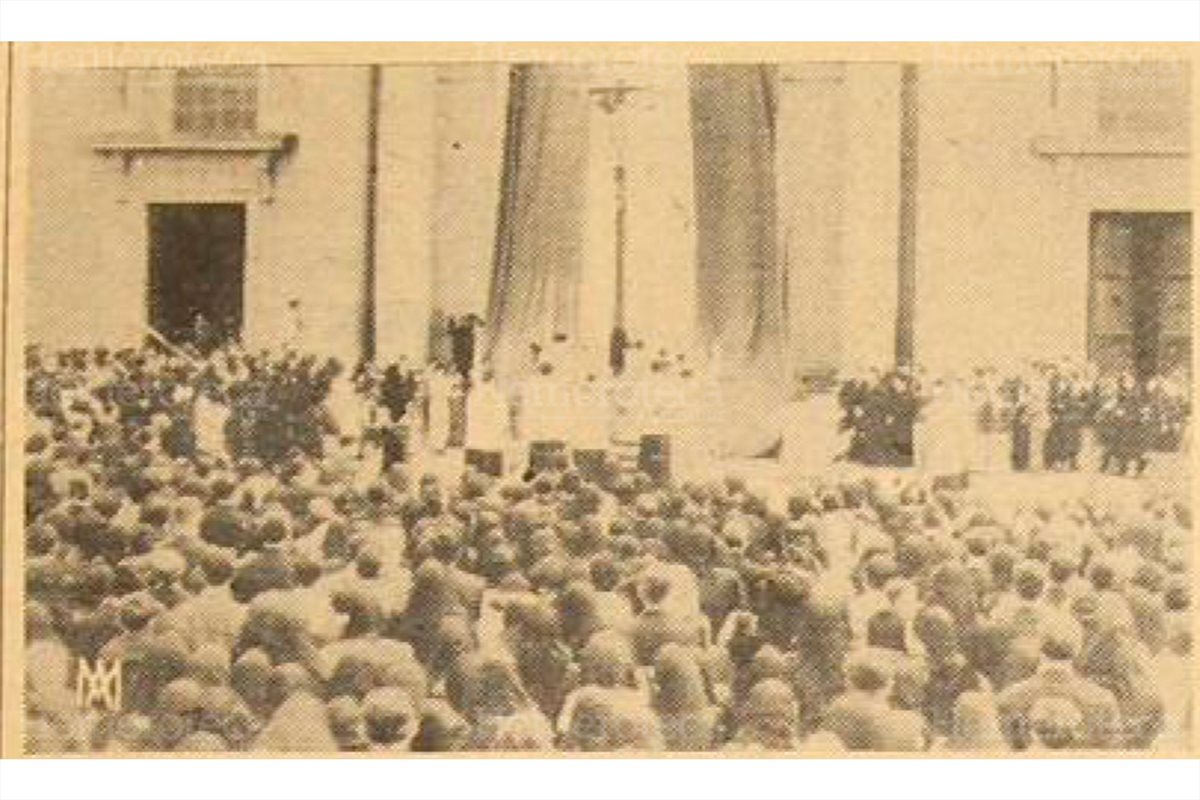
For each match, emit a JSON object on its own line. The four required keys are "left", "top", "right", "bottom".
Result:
{"left": 22, "top": 342, "right": 1193, "bottom": 753}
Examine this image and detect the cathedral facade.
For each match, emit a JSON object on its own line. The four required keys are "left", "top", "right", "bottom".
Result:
{"left": 25, "top": 61, "right": 1191, "bottom": 381}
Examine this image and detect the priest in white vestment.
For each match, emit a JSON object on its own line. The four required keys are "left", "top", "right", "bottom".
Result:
{"left": 782, "top": 383, "right": 848, "bottom": 477}
{"left": 194, "top": 388, "right": 231, "bottom": 462}
{"left": 466, "top": 373, "right": 510, "bottom": 453}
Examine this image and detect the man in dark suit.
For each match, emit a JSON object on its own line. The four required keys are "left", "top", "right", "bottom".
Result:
{"left": 609, "top": 325, "right": 630, "bottom": 377}
{"left": 448, "top": 314, "right": 483, "bottom": 384}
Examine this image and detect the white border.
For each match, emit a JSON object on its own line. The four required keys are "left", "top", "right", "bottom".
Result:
{"left": 1, "top": 0, "right": 1198, "bottom": 42}
{"left": 3, "top": 2, "right": 1199, "bottom": 799}
{"left": 2, "top": 757, "right": 1200, "bottom": 800}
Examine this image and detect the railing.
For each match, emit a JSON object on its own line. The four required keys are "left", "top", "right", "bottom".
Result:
{"left": 143, "top": 326, "right": 198, "bottom": 364}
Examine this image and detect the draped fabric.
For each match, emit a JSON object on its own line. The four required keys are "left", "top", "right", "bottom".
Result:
{"left": 688, "top": 65, "right": 784, "bottom": 378}
{"left": 689, "top": 65, "right": 786, "bottom": 457}
{"left": 486, "top": 64, "right": 592, "bottom": 379}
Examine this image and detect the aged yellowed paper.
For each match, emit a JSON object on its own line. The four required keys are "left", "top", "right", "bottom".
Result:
{"left": 2, "top": 42, "right": 1198, "bottom": 758}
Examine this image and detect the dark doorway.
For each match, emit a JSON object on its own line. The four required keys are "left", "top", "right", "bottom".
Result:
{"left": 1089, "top": 211, "right": 1191, "bottom": 380}
{"left": 148, "top": 203, "right": 246, "bottom": 352}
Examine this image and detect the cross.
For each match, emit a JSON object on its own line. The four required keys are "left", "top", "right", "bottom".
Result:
{"left": 588, "top": 83, "right": 648, "bottom": 115}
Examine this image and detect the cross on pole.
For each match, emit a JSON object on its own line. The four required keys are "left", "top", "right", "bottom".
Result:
{"left": 588, "top": 82, "right": 648, "bottom": 330}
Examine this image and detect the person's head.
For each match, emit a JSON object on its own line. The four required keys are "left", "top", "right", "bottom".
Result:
{"left": 737, "top": 679, "right": 799, "bottom": 748}
{"left": 748, "top": 644, "right": 791, "bottom": 685}
{"left": 332, "top": 588, "right": 385, "bottom": 638}
{"left": 355, "top": 546, "right": 383, "bottom": 579}
{"left": 948, "top": 691, "right": 1004, "bottom": 751}
{"left": 155, "top": 676, "right": 206, "bottom": 744}
{"left": 118, "top": 591, "right": 164, "bottom": 633}
{"left": 989, "top": 546, "right": 1018, "bottom": 590}
{"left": 187, "top": 642, "right": 231, "bottom": 686}
{"left": 1131, "top": 562, "right": 1165, "bottom": 594}
{"left": 229, "top": 647, "right": 273, "bottom": 711}
{"left": 419, "top": 474, "right": 442, "bottom": 505}
{"left": 1014, "top": 561, "right": 1047, "bottom": 601}
{"left": 589, "top": 553, "right": 622, "bottom": 592}
{"left": 431, "top": 614, "right": 477, "bottom": 671}
{"left": 268, "top": 663, "right": 320, "bottom": 712}
{"left": 26, "top": 520, "right": 59, "bottom": 558}
{"left": 843, "top": 650, "right": 891, "bottom": 696}
{"left": 580, "top": 630, "right": 637, "bottom": 689}
{"left": 1089, "top": 561, "right": 1117, "bottom": 593}
{"left": 1049, "top": 551, "right": 1078, "bottom": 584}
{"left": 1029, "top": 696, "right": 1084, "bottom": 750}
{"left": 464, "top": 654, "right": 531, "bottom": 721}
{"left": 639, "top": 574, "right": 673, "bottom": 611}
{"left": 862, "top": 552, "right": 898, "bottom": 590}
{"left": 257, "top": 516, "right": 291, "bottom": 548}
{"left": 554, "top": 581, "right": 603, "bottom": 644}
{"left": 866, "top": 609, "right": 907, "bottom": 653}
{"left": 566, "top": 686, "right": 657, "bottom": 752}
{"left": 25, "top": 600, "right": 56, "bottom": 642}
{"left": 653, "top": 644, "right": 709, "bottom": 715}
{"left": 410, "top": 698, "right": 471, "bottom": 752}
{"left": 1040, "top": 617, "right": 1084, "bottom": 663}
{"left": 326, "top": 696, "right": 369, "bottom": 751}
{"left": 913, "top": 603, "right": 958, "bottom": 658}
{"left": 1164, "top": 579, "right": 1190, "bottom": 613}
{"left": 363, "top": 687, "right": 417, "bottom": 749}
{"left": 407, "top": 559, "right": 462, "bottom": 624}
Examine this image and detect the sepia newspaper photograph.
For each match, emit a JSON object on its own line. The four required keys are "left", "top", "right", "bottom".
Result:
{"left": 1, "top": 41, "right": 1196, "bottom": 759}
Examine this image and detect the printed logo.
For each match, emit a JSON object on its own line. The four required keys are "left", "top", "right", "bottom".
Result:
{"left": 76, "top": 658, "right": 122, "bottom": 712}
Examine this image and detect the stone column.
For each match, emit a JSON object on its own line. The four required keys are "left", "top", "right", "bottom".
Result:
{"left": 428, "top": 63, "right": 509, "bottom": 361}
{"left": 374, "top": 65, "right": 436, "bottom": 364}
{"left": 776, "top": 62, "right": 848, "bottom": 380}
{"left": 840, "top": 63, "right": 903, "bottom": 372}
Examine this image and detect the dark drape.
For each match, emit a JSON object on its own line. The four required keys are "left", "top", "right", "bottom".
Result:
{"left": 688, "top": 64, "right": 784, "bottom": 377}
{"left": 486, "top": 64, "right": 592, "bottom": 378}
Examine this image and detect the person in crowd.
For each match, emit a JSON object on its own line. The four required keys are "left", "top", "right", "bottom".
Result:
{"left": 447, "top": 314, "right": 483, "bottom": 384}
{"left": 193, "top": 383, "right": 231, "bottom": 462}
{"left": 1099, "top": 373, "right": 1153, "bottom": 477}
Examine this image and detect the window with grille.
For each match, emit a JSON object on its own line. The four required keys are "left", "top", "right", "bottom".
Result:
{"left": 1095, "top": 63, "right": 1188, "bottom": 139}
{"left": 1089, "top": 212, "right": 1191, "bottom": 379}
{"left": 173, "top": 68, "right": 259, "bottom": 137}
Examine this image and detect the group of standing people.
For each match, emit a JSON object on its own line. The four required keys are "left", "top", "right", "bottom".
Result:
{"left": 836, "top": 364, "right": 1191, "bottom": 478}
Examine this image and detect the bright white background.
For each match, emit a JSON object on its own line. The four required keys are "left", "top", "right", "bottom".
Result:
{"left": 3, "top": 1, "right": 1199, "bottom": 799}
{"left": 1, "top": 0, "right": 1199, "bottom": 41}
{"left": 2, "top": 758, "right": 1200, "bottom": 800}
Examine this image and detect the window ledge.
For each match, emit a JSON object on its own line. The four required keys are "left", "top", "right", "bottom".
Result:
{"left": 93, "top": 133, "right": 296, "bottom": 156}
{"left": 1031, "top": 135, "right": 1188, "bottom": 159}
{"left": 92, "top": 133, "right": 298, "bottom": 201}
